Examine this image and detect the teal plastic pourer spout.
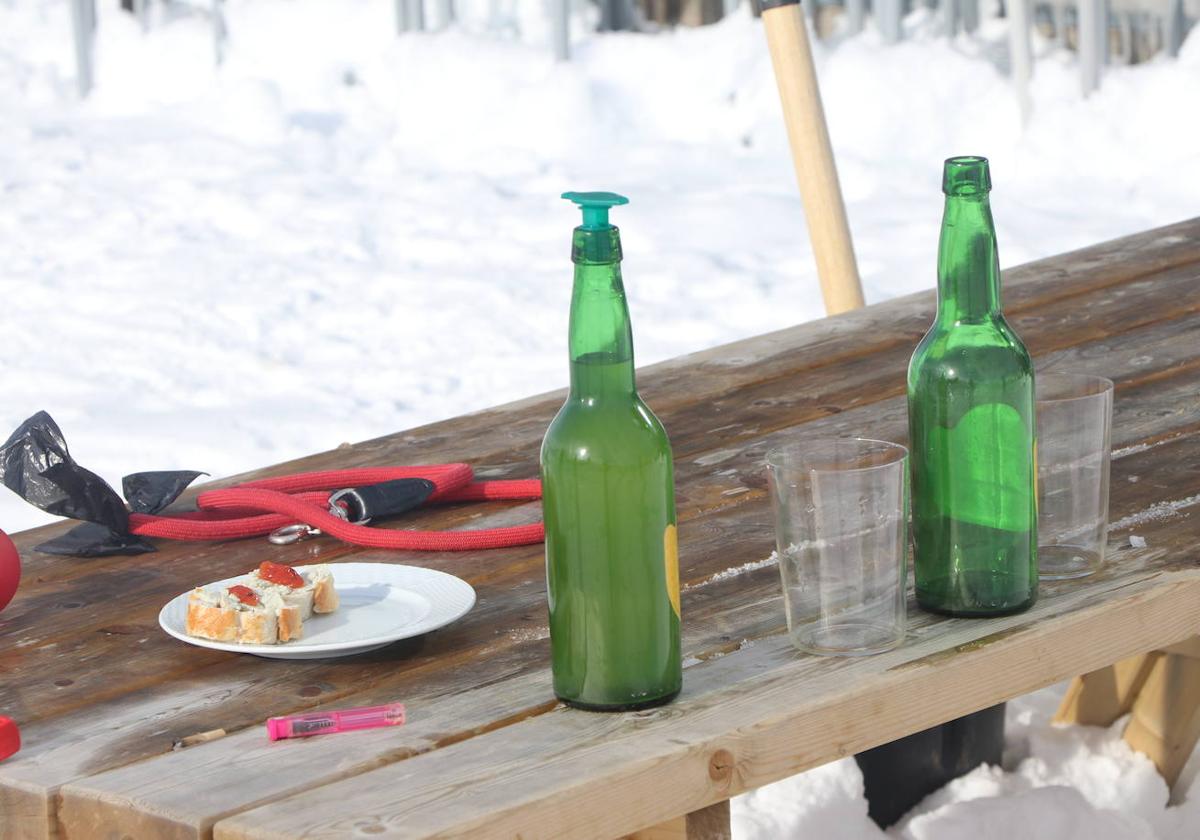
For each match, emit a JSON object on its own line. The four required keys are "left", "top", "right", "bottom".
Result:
{"left": 562, "top": 191, "right": 629, "bottom": 230}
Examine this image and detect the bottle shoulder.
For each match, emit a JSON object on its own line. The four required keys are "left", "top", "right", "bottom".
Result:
{"left": 541, "top": 394, "right": 672, "bottom": 463}
{"left": 909, "top": 319, "right": 1033, "bottom": 383}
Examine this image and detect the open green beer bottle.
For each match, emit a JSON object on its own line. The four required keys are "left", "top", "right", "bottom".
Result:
{"left": 908, "top": 157, "right": 1038, "bottom": 616}
{"left": 541, "top": 191, "right": 682, "bottom": 710}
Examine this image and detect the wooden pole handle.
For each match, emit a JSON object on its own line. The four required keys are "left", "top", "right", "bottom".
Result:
{"left": 761, "top": 1, "right": 865, "bottom": 315}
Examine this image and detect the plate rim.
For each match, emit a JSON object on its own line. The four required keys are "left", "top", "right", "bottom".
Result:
{"left": 158, "top": 562, "right": 476, "bottom": 656}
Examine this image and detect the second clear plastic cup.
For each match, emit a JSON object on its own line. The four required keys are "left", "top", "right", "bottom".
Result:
{"left": 1036, "top": 373, "right": 1114, "bottom": 580}
{"left": 766, "top": 439, "right": 909, "bottom": 656}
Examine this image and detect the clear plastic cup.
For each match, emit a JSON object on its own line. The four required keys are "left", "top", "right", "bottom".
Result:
{"left": 1036, "top": 373, "right": 1114, "bottom": 580}
{"left": 766, "top": 439, "right": 909, "bottom": 656}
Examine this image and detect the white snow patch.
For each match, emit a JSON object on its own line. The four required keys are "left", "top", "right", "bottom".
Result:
{"left": 1110, "top": 495, "right": 1200, "bottom": 531}
{"left": 694, "top": 450, "right": 743, "bottom": 468}
{"left": 733, "top": 683, "right": 1200, "bottom": 839}
{"left": 1112, "top": 442, "right": 1154, "bottom": 459}
{"left": 684, "top": 552, "right": 779, "bottom": 591}
{"left": 506, "top": 627, "right": 550, "bottom": 643}
{"left": 1112, "top": 436, "right": 1183, "bottom": 460}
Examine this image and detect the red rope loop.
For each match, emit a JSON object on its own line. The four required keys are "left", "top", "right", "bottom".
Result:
{"left": 127, "top": 465, "right": 543, "bottom": 551}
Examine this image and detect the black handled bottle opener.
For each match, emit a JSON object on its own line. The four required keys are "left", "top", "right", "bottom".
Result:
{"left": 328, "top": 478, "right": 436, "bottom": 524}
{"left": 268, "top": 478, "right": 438, "bottom": 545}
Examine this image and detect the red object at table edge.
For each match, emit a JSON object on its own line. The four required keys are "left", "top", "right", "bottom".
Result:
{"left": 0, "top": 528, "right": 19, "bottom": 613}
{"left": 0, "top": 717, "right": 19, "bottom": 762}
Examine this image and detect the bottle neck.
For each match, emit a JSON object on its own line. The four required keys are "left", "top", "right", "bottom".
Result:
{"left": 568, "top": 227, "right": 635, "bottom": 400}
{"left": 936, "top": 193, "right": 1002, "bottom": 325}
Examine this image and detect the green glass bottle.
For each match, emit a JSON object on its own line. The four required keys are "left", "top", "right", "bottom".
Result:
{"left": 908, "top": 157, "right": 1038, "bottom": 617}
{"left": 540, "top": 191, "right": 682, "bottom": 711}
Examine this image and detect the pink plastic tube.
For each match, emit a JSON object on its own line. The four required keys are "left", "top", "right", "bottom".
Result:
{"left": 266, "top": 702, "right": 406, "bottom": 741}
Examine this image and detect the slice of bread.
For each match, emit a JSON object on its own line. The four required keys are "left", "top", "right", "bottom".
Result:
{"left": 185, "top": 565, "right": 335, "bottom": 645}
{"left": 187, "top": 587, "right": 279, "bottom": 644}
{"left": 276, "top": 602, "right": 303, "bottom": 642}
{"left": 236, "top": 597, "right": 279, "bottom": 645}
{"left": 186, "top": 588, "right": 238, "bottom": 642}
{"left": 246, "top": 564, "right": 338, "bottom": 619}
{"left": 310, "top": 566, "right": 339, "bottom": 614}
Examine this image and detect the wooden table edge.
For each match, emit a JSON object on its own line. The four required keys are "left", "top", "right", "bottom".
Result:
{"left": 206, "top": 570, "right": 1200, "bottom": 840}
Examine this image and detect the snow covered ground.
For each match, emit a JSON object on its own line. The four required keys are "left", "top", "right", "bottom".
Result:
{"left": 2, "top": 0, "right": 1198, "bottom": 538}
{"left": 734, "top": 683, "right": 1200, "bottom": 839}
{"left": 1, "top": 0, "right": 1198, "bottom": 835}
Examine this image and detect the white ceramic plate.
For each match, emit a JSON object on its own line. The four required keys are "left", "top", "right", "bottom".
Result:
{"left": 159, "top": 563, "right": 476, "bottom": 659}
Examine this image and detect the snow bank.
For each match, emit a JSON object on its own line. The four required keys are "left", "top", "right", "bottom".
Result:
{"left": 732, "top": 684, "right": 1200, "bottom": 839}
{"left": 1, "top": 2, "right": 1198, "bottom": 834}
{"left": 1, "top": 3, "right": 1197, "bottom": 535}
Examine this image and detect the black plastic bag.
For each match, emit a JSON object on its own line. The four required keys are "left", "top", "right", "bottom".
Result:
{"left": 0, "top": 411, "right": 130, "bottom": 531}
{"left": 0, "top": 412, "right": 205, "bottom": 556}
{"left": 123, "top": 471, "right": 206, "bottom": 515}
{"left": 35, "top": 523, "right": 157, "bottom": 558}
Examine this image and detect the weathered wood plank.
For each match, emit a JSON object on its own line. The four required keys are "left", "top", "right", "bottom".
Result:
{"left": 2, "top": 647, "right": 548, "bottom": 839}
{"left": 45, "top": 394, "right": 1200, "bottom": 840}
{"left": 9, "top": 251, "right": 1198, "bottom": 664}
{"left": 1163, "top": 638, "right": 1200, "bottom": 659}
{"left": 685, "top": 802, "right": 732, "bottom": 840}
{"left": 4, "top": 220, "right": 1199, "bottom": 838}
{"left": 627, "top": 800, "right": 731, "bottom": 840}
{"left": 7, "top": 319, "right": 1190, "bottom": 748}
{"left": 0, "top": 784, "right": 52, "bottom": 840}
{"left": 661, "top": 262, "right": 1200, "bottom": 462}
{"left": 10, "top": 300, "right": 1200, "bottom": 837}
{"left": 0, "top": 527, "right": 546, "bottom": 726}
{"left": 54, "top": 676, "right": 558, "bottom": 840}
{"left": 666, "top": 307, "right": 1200, "bottom": 518}
{"left": 28, "top": 518, "right": 1200, "bottom": 840}
{"left": 211, "top": 565, "right": 1200, "bottom": 839}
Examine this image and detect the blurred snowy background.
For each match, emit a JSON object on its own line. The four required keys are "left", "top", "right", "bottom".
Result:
{"left": 1, "top": 0, "right": 1198, "bottom": 835}
{"left": 2, "top": 0, "right": 1198, "bottom": 538}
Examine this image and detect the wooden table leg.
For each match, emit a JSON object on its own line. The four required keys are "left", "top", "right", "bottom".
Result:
{"left": 1123, "top": 639, "right": 1200, "bottom": 789}
{"left": 1055, "top": 638, "right": 1200, "bottom": 792}
{"left": 1054, "top": 653, "right": 1161, "bottom": 726}
{"left": 626, "top": 800, "right": 731, "bottom": 840}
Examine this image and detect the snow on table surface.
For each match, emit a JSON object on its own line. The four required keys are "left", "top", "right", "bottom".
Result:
{"left": 1, "top": 1, "right": 1198, "bottom": 835}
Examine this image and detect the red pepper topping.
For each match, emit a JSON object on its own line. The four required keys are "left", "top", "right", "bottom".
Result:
{"left": 258, "top": 561, "right": 305, "bottom": 589}
{"left": 228, "top": 584, "right": 260, "bottom": 606}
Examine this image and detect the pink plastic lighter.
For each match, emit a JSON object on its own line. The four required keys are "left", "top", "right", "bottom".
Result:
{"left": 266, "top": 702, "right": 406, "bottom": 741}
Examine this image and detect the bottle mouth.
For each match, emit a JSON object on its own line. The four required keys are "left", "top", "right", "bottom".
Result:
{"left": 943, "top": 156, "right": 991, "bottom": 197}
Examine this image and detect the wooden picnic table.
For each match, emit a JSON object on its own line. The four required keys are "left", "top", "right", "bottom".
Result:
{"left": 2, "top": 218, "right": 1200, "bottom": 840}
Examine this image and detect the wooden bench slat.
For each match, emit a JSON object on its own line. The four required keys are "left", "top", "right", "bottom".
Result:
{"left": 209, "top": 564, "right": 1200, "bottom": 839}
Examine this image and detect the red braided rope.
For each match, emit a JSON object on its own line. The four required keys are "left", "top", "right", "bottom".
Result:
{"left": 126, "top": 465, "right": 544, "bottom": 551}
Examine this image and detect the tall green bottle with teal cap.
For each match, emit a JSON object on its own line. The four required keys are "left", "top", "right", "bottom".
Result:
{"left": 541, "top": 191, "right": 682, "bottom": 710}
{"left": 908, "top": 156, "right": 1037, "bottom": 617}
